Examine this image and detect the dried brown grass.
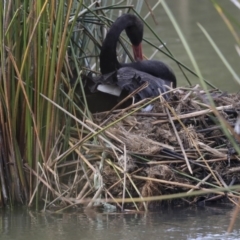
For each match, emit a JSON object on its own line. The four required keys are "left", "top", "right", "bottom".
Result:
{"left": 27, "top": 85, "right": 240, "bottom": 211}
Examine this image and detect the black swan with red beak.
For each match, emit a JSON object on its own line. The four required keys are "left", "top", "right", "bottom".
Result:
{"left": 97, "top": 13, "right": 176, "bottom": 100}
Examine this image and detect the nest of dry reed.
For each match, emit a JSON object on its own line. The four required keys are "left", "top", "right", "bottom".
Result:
{"left": 88, "top": 85, "right": 240, "bottom": 210}
{"left": 45, "top": 85, "right": 240, "bottom": 211}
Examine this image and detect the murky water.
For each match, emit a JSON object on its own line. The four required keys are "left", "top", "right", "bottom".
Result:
{"left": 1, "top": 206, "right": 240, "bottom": 240}
{"left": 141, "top": 0, "right": 240, "bottom": 91}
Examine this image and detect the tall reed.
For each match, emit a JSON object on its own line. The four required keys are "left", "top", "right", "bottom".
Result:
{"left": 0, "top": 0, "right": 150, "bottom": 208}
{"left": 0, "top": 0, "right": 84, "bottom": 206}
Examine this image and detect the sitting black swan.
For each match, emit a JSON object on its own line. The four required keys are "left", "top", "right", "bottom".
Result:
{"left": 97, "top": 13, "right": 176, "bottom": 100}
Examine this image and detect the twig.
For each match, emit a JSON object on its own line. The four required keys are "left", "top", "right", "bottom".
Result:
{"left": 187, "top": 174, "right": 211, "bottom": 194}
{"left": 122, "top": 145, "right": 127, "bottom": 211}
{"left": 163, "top": 98, "right": 193, "bottom": 174}
{"left": 25, "top": 164, "right": 74, "bottom": 205}
{"left": 152, "top": 104, "right": 233, "bottom": 124}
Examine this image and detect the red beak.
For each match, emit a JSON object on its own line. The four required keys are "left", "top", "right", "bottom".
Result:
{"left": 132, "top": 43, "right": 143, "bottom": 61}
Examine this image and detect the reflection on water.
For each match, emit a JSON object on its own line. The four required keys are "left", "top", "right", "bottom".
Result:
{"left": 0, "top": 206, "right": 240, "bottom": 240}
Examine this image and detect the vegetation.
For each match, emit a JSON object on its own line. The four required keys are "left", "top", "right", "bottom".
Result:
{"left": 0, "top": 2, "right": 240, "bottom": 228}
{"left": 0, "top": 0, "right": 84, "bottom": 207}
{"left": 0, "top": 0, "right": 150, "bottom": 208}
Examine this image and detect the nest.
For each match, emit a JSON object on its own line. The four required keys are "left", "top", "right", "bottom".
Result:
{"left": 89, "top": 86, "right": 240, "bottom": 210}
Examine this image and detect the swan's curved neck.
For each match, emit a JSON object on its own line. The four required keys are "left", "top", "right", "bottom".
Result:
{"left": 100, "top": 14, "right": 143, "bottom": 74}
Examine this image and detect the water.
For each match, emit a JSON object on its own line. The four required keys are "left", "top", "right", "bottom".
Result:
{"left": 141, "top": 0, "right": 240, "bottom": 91}
{"left": 1, "top": 206, "right": 240, "bottom": 240}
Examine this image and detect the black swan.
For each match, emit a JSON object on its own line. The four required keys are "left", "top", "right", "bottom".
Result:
{"left": 98, "top": 13, "right": 176, "bottom": 99}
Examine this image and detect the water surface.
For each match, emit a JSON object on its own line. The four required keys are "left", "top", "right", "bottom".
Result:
{"left": 141, "top": 0, "right": 240, "bottom": 91}
{"left": 1, "top": 206, "right": 240, "bottom": 240}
